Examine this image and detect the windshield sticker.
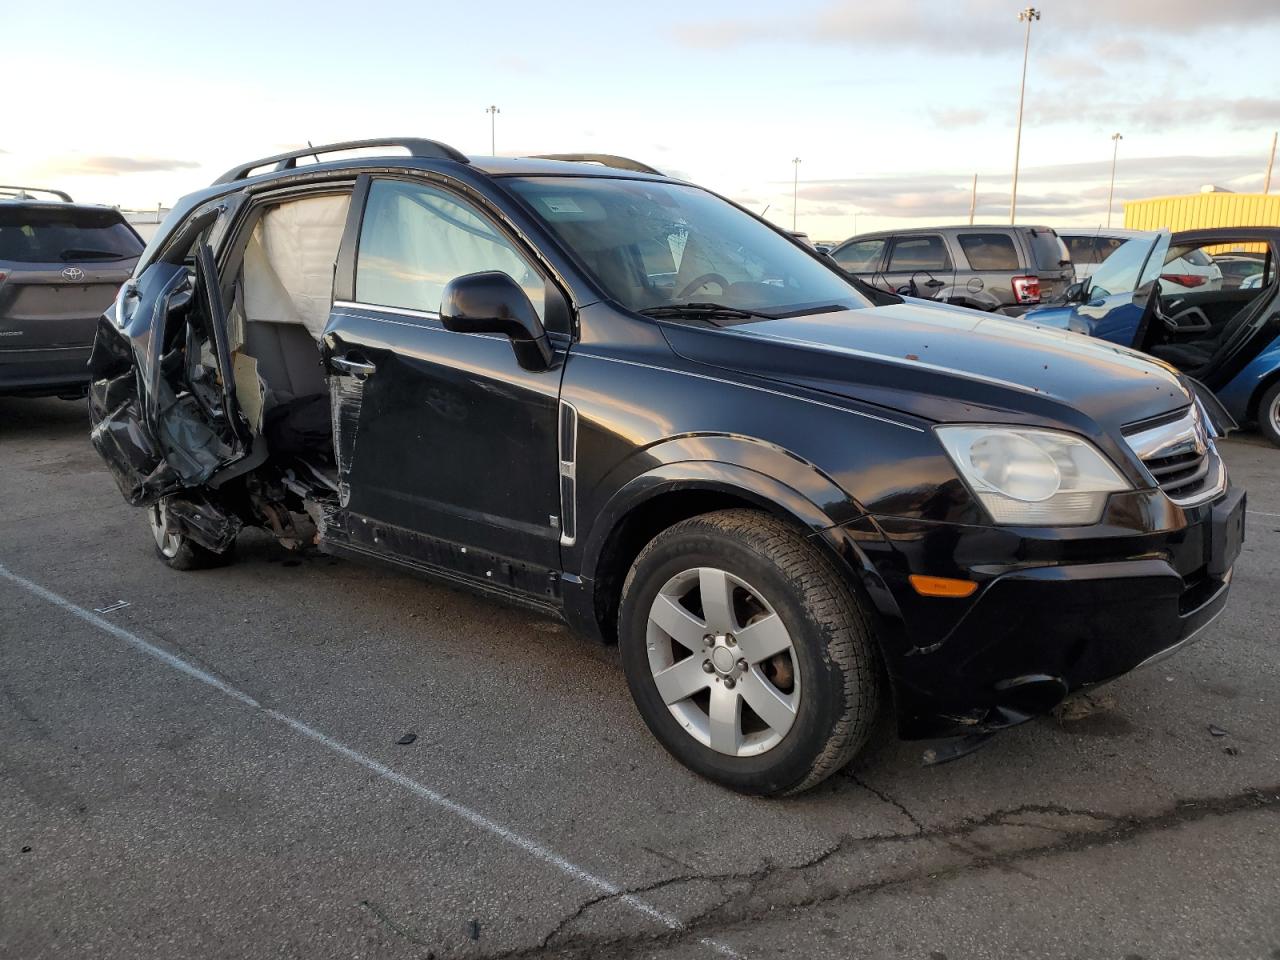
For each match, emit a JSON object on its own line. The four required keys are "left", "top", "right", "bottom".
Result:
{"left": 541, "top": 197, "right": 584, "bottom": 215}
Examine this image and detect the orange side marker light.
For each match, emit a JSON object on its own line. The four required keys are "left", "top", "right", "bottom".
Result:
{"left": 909, "top": 574, "right": 979, "bottom": 598}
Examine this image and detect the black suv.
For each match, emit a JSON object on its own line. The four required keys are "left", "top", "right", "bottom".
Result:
{"left": 828, "top": 224, "right": 1073, "bottom": 314}
{"left": 87, "top": 140, "right": 1244, "bottom": 795}
{"left": 1, "top": 187, "right": 144, "bottom": 397}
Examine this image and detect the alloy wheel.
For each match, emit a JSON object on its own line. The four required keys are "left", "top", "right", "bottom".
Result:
{"left": 149, "top": 500, "right": 182, "bottom": 559}
{"left": 645, "top": 567, "right": 800, "bottom": 757}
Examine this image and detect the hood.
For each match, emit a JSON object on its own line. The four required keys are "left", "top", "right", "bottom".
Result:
{"left": 662, "top": 301, "right": 1191, "bottom": 436}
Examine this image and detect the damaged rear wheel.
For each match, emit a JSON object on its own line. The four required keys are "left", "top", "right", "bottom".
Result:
{"left": 148, "top": 498, "right": 235, "bottom": 571}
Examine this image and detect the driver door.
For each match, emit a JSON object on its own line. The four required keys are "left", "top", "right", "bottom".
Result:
{"left": 1075, "top": 232, "right": 1170, "bottom": 345}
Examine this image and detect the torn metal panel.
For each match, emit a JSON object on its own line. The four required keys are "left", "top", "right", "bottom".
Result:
{"left": 89, "top": 396, "right": 182, "bottom": 506}
{"left": 329, "top": 371, "right": 364, "bottom": 508}
{"left": 164, "top": 495, "right": 242, "bottom": 553}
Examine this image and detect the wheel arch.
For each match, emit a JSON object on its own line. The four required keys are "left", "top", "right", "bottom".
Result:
{"left": 1247, "top": 365, "right": 1280, "bottom": 423}
{"left": 576, "top": 457, "right": 881, "bottom": 646}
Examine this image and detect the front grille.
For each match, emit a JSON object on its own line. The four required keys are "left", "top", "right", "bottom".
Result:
{"left": 1123, "top": 404, "right": 1224, "bottom": 507}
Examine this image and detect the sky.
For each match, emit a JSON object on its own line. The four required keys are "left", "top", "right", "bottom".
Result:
{"left": 2, "top": 0, "right": 1278, "bottom": 241}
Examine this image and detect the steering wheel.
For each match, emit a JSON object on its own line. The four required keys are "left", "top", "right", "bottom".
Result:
{"left": 676, "top": 273, "right": 730, "bottom": 299}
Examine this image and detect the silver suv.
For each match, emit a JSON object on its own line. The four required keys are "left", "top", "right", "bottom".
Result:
{"left": 828, "top": 224, "right": 1073, "bottom": 315}
{"left": 1, "top": 187, "right": 144, "bottom": 398}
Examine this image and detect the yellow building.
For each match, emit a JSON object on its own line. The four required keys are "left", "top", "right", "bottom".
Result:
{"left": 1124, "top": 191, "right": 1280, "bottom": 231}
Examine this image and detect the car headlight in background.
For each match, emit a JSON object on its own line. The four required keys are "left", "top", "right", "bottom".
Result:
{"left": 936, "top": 425, "right": 1130, "bottom": 525}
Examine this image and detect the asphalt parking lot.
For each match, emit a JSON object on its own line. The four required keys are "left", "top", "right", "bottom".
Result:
{"left": 2, "top": 396, "right": 1278, "bottom": 960}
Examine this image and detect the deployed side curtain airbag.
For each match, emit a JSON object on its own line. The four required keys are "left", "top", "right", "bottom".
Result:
{"left": 243, "top": 194, "right": 350, "bottom": 338}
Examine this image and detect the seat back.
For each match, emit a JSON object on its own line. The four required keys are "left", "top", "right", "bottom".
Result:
{"left": 242, "top": 321, "right": 327, "bottom": 402}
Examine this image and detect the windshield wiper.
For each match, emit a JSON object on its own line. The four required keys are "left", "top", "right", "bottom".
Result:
{"left": 59, "top": 248, "right": 128, "bottom": 261}
{"left": 639, "top": 302, "right": 776, "bottom": 321}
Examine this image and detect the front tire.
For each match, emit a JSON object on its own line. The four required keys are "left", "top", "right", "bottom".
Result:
{"left": 618, "top": 509, "right": 881, "bottom": 796}
{"left": 1257, "top": 381, "right": 1280, "bottom": 448}
{"left": 148, "top": 498, "right": 234, "bottom": 570}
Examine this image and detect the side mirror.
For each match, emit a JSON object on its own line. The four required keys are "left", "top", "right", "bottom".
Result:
{"left": 1063, "top": 281, "right": 1084, "bottom": 303}
{"left": 440, "top": 271, "right": 553, "bottom": 371}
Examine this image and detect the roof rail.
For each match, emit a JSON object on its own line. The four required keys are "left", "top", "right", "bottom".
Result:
{"left": 212, "top": 137, "right": 469, "bottom": 185}
{"left": 529, "top": 154, "right": 664, "bottom": 176}
{"left": 0, "top": 185, "right": 73, "bottom": 202}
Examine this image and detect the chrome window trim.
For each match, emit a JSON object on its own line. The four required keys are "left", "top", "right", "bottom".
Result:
{"left": 333, "top": 299, "right": 439, "bottom": 320}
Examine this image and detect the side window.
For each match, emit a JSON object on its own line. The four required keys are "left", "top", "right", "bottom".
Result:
{"left": 832, "top": 238, "right": 885, "bottom": 273}
{"left": 1065, "top": 237, "right": 1094, "bottom": 264}
{"left": 887, "top": 235, "right": 950, "bottom": 272}
{"left": 355, "top": 179, "right": 547, "bottom": 321}
{"left": 957, "top": 233, "right": 1019, "bottom": 271}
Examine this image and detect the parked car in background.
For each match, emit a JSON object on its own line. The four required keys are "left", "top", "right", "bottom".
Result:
{"left": 1215, "top": 253, "right": 1266, "bottom": 290}
{"left": 1021, "top": 227, "right": 1280, "bottom": 446}
{"left": 1, "top": 187, "right": 144, "bottom": 397}
{"left": 828, "top": 224, "right": 1072, "bottom": 314}
{"left": 1058, "top": 228, "right": 1221, "bottom": 292}
{"left": 86, "top": 139, "right": 1243, "bottom": 794}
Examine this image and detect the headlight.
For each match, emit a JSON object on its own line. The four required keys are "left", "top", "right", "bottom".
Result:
{"left": 936, "top": 425, "right": 1130, "bottom": 525}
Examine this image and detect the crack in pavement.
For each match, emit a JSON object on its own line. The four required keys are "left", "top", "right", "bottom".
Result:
{"left": 489, "top": 784, "right": 1280, "bottom": 960}
{"left": 359, "top": 899, "right": 436, "bottom": 950}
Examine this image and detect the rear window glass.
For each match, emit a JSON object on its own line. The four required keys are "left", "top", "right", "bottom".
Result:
{"left": 1026, "top": 229, "right": 1069, "bottom": 270}
{"left": 887, "top": 236, "right": 950, "bottom": 272}
{"left": 1182, "top": 247, "right": 1213, "bottom": 267}
{"left": 0, "top": 207, "right": 143, "bottom": 263}
{"left": 957, "top": 233, "right": 1019, "bottom": 270}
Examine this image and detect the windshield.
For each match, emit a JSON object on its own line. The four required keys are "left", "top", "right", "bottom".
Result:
{"left": 505, "top": 177, "right": 869, "bottom": 317}
{"left": 0, "top": 207, "right": 143, "bottom": 263}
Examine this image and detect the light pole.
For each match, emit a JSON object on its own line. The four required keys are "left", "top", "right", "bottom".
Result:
{"left": 792, "top": 157, "right": 801, "bottom": 232}
{"left": 1106, "top": 132, "right": 1123, "bottom": 228}
{"left": 1009, "top": 7, "right": 1040, "bottom": 224}
{"left": 486, "top": 104, "right": 500, "bottom": 155}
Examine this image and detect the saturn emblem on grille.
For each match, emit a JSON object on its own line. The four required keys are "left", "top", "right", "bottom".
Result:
{"left": 61, "top": 266, "right": 85, "bottom": 282}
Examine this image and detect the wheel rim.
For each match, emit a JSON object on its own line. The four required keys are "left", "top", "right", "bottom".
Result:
{"left": 149, "top": 500, "right": 182, "bottom": 559}
{"left": 1269, "top": 391, "right": 1280, "bottom": 437}
{"left": 645, "top": 567, "right": 801, "bottom": 757}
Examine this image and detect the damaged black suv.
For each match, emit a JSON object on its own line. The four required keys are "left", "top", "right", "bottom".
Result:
{"left": 89, "top": 139, "right": 1245, "bottom": 795}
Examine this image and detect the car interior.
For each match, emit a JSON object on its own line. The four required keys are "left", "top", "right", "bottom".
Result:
{"left": 1134, "top": 238, "right": 1277, "bottom": 380}
{"left": 219, "top": 192, "right": 351, "bottom": 481}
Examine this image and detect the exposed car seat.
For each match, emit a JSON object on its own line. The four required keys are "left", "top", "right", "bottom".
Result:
{"left": 235, "top": 193, "right": 350, "bottom": 468}
{"left": 242, "top": 320, "right": 328, "bottom": 402}
{"left": 1150, "top": 294, "right": 1263, "bottom": 374}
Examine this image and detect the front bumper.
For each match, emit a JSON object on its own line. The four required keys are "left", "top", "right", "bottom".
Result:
{"left": 840, "top": 485, "right": 1244, "bottom": 739}
{"left": 0, "top": 344, "right": 93, "bottom": 397}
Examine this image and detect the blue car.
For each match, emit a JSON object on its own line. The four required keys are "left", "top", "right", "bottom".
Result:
{"left": 1022, "top": 228, "right": 1280, "bottom": 446}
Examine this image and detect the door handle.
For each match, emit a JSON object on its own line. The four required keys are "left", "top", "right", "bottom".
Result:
{"left": 330, "top": 355, "right": 377, "bottom": 379}
{"left": 924, "top": 279, "right": 945, "bottom": 288}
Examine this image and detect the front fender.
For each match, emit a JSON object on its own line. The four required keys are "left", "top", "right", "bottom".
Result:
{"left": 579, "top": 432, "right": 864, "bottom": 577}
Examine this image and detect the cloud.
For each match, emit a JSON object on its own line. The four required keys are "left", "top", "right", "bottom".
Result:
{"left": 48, "top": 155, "right": 201, "bottom": 175}
{"left": 791, "top": 152, "right": 1267, "bottom": 222}
{"left": 927, "top": 107, "right": 988, "bottom": 129}
{"left": 1030, "top": 97, "right": 1280, "bottom": 132}
{"left": 678, "top": 0, "right": 1280, "bottom": 53}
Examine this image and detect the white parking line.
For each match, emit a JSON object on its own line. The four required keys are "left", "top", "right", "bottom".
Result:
{"left": 1249, "top": 510, "right": 1280, "bottom": 519}
{"left": 0, "top": 563, "right": 743, "bottom": 960}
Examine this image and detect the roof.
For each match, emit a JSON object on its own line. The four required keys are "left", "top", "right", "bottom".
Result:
{"left": 211, "top": 139, "right": 673, "bottom": 187}
{"left": 0, "top": 197, "right": 131, "bottom": 217}
{"left": 467, "top": 155, "right": 669, "bottom": 179}
{"left": 1173, "top": 226, "right": 1280, "bottom": 244}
